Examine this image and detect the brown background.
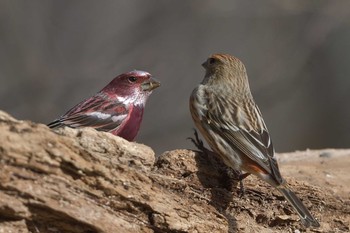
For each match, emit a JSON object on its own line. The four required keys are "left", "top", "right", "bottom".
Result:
{"left": 1, "top": 1, "right": 350, "bottom": 154}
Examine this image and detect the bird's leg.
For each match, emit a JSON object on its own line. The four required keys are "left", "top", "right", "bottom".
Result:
{"left": 188, "top": 128, "right": 207, "bottom": 152}
{"left": 188, "top": 129, "right": 218, "bottom": 163}
{"left": 233, "top": 170, "right": 251, "bottom": 197}
{"left": 239, "top": 172, "right": 251, "bottom": 197}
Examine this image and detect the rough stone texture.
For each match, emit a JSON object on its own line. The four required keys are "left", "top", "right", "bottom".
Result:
{"left": 0, "top": 110, "right": 349, "bottom": 233}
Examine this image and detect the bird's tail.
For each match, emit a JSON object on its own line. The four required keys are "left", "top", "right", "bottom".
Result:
{"left": 277, "top": 186, "right": 320, "bottom": 228}
{"left": 47, "top": 119, "right": 63, "bottom": 129}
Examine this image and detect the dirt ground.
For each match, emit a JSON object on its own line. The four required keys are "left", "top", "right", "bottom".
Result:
{"left": 254, "top": 149, "right": 350, "bottom": 232}
{"left": 154, "top": 147, "right": 350, "bottom": 233}
{"left": 277, "top": 149, "right": 350, "bottom": 200}
{"left": 275, "top": 149, "right": 350, "bottom": 232}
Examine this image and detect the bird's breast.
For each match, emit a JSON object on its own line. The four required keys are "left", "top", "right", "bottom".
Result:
{"left": 114, "top": 104, "right": 144, "bottom": 141}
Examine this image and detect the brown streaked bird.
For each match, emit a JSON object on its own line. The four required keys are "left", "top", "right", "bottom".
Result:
{"left": 189, "top": 54, "right": 320, "bottom": 227}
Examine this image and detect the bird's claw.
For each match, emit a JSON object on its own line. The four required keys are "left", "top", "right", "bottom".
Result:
{"left": 187, "top": 128, "right": 205, "bottom": 150}
{"left": 235, "top": 171, "right": 251, "bottom": 197}
{"left": 239, "top": 179, "right": 246, "bottom": 197}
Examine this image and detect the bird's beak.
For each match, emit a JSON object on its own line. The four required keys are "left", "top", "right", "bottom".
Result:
{"left": 201, "top": 61, "right": 207, "bottom": 68}
{"left": 141, "top": 78, "right": 161, "bottom": 91}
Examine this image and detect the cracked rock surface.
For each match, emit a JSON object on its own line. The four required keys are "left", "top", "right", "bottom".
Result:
{"left": 0, "top": 110, "right": 349, "bottom": 233}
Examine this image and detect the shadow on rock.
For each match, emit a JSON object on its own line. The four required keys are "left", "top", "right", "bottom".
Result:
{"left": 193, "top": 149, "right": 241, "bottom": 233}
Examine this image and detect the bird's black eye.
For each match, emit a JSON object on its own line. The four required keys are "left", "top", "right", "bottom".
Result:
{"left": 208, "top": 58, "right": 217, "bottom": 65}
{"left": 128, "top": 76, "right": 137, "bottom": 83}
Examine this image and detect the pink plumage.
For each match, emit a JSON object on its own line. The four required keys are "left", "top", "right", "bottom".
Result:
{"left": 48, "top": 70, "right": 160, "bottom": 141}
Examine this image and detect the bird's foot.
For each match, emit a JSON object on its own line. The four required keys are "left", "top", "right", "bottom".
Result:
{"left": 235, "top": 171, "right": 251, "bottom": 197}
{"left": 188, "top": 128, "right": 207, "bottom": 152}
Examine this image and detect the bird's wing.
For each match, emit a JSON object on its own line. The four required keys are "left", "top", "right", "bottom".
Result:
{"left": 48, "top": 94, "right": 129, "bottom": 132}
{"left": 206, "top": 104, "right": 283, "bottom": 184}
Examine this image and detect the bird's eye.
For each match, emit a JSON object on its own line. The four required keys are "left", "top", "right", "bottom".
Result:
{"left": 208, "top": 58, "right": 217, "bottom": 65}
{"left": 128, "top": 76, "right": 137, "bottom": 83}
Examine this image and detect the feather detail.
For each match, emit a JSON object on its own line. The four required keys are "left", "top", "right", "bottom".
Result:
{"left": 48, "top": 93, "right": 129, "bottom": 132}
{"left": 190, "top": 53, "right": 319, "bottom": 228}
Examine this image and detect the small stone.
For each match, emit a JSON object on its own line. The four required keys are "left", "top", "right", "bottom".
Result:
{"left": 319, "top": 152, "right": 332, "bottom": 158}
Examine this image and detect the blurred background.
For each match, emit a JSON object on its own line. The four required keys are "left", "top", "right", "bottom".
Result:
{"left": 1, "top": 1, "right": 349, "bottom": 155}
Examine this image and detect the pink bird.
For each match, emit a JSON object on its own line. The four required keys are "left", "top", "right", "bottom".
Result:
{"left": 48, "top": 70, "right": 160, "bottom": 141}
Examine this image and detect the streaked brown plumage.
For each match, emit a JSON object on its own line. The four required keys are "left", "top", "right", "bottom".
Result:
{"left": 190, "top": 54, "right": 320, "bottom": 227}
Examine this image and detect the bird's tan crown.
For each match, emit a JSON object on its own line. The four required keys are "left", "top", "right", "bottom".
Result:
{"left": 210, "top": 54, "right": 243, "bottom": 66}
{"left": 203, "top": 53, "right": 246, "bottom": 74}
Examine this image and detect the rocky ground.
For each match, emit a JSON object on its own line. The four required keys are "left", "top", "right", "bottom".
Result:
{"left": 0, "top": 110, "right": 349, "bottom": 233}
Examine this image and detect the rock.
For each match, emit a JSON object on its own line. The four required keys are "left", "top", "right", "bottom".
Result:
{"left": 319, "top": 152, "right": 332, "bottom": 158}
{"left": 269, "top": 215, "right": 296, "bottom": 227}
{"left": 0, "top": 110, "right": 349, "bottom": 232}
{"left": 0, "top": 220, "right": 28, "bottom": 233}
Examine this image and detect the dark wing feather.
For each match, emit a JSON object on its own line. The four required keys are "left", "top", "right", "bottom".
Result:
{"left": 206, "top": 104, "right": 283, "bottom": 184}
{"left": 48, "top": 94, "right": 128, "bottom": 132}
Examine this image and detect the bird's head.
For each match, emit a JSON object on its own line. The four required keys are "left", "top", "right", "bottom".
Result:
{"left": 102, "top": 70, "right": 160, "bottom": 98}
{"left": 201, "top": 54, "right": 250, "bottom": 95}
{"left": 202, "top": 54, "right": 247, "bottom": 81}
